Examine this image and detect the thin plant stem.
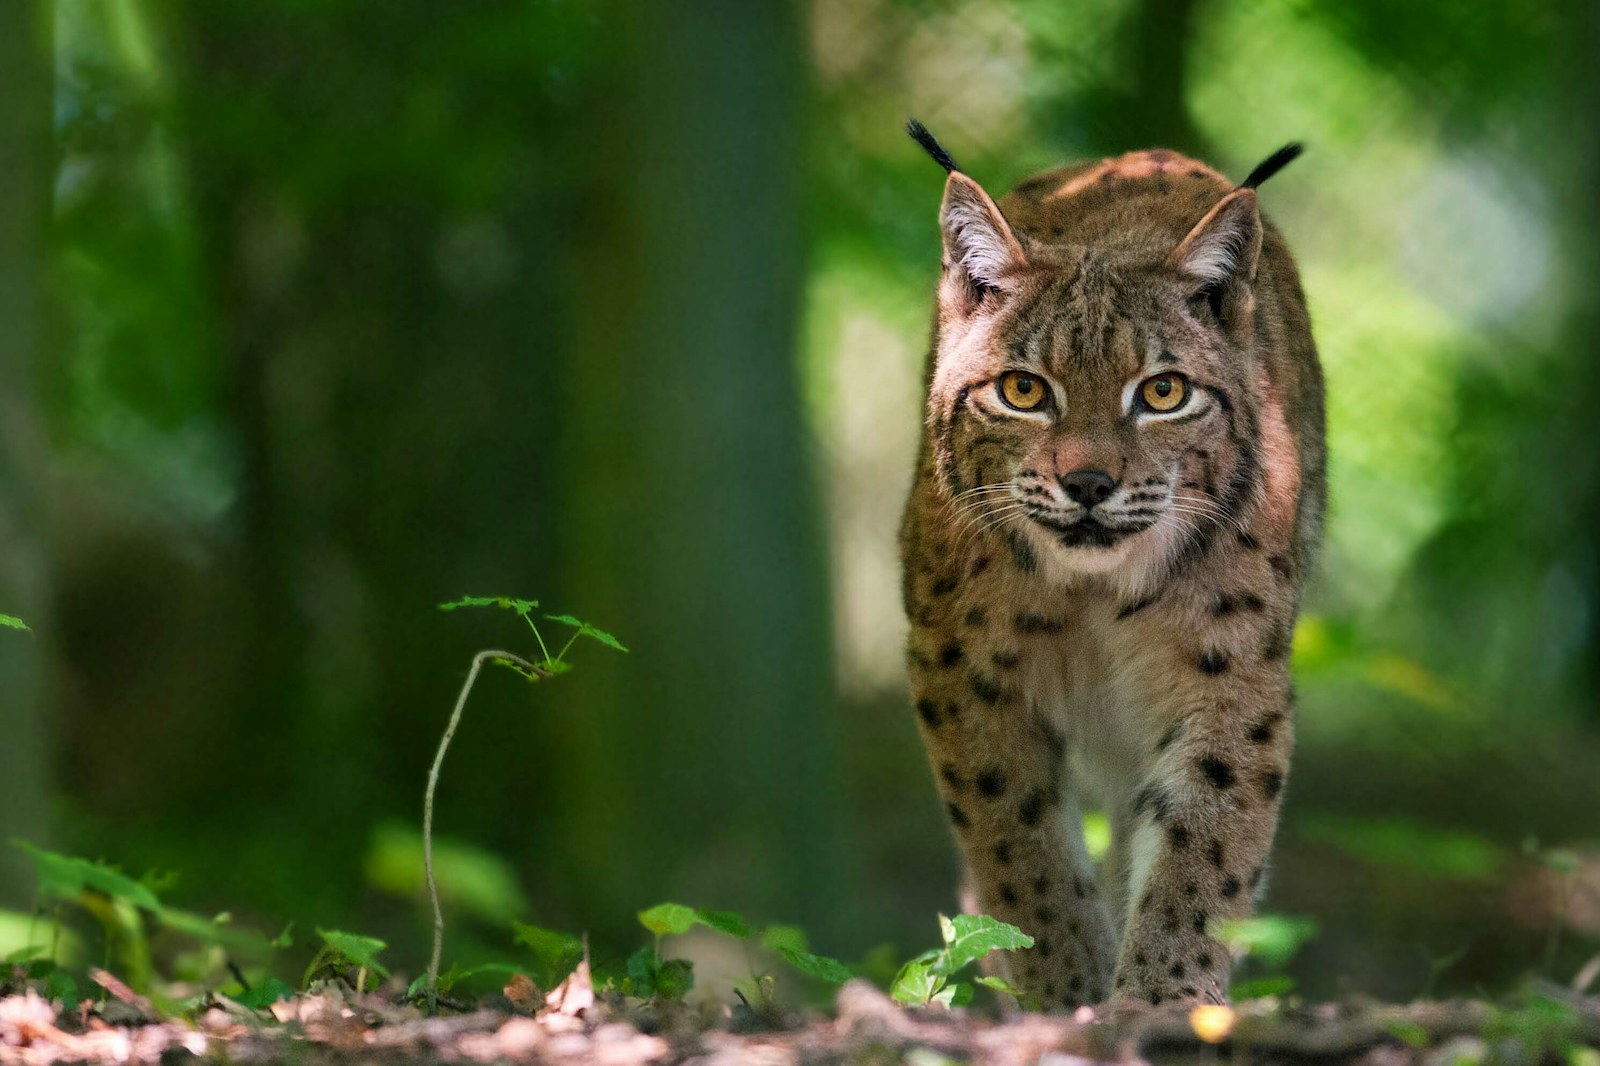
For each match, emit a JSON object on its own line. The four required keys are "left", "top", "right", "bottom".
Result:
{"left": 554, "top": 630, "right": 581, "bottom": 663}
{"left": 423, "top": 648, "right": 541, "bottom": 1011}
{"left": 522, "top": 615, "right": 553, "bottom": 664}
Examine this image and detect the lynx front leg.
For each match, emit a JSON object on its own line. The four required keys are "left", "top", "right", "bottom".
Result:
{"left": 1112, "top": 666, "right": 1294, "bottom": 1006}
{"left": 910, "top": 651, "right": 1115, "bottom": 1009}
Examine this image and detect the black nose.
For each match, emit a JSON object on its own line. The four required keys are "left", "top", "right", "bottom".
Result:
{"left": 1060, "top": 469, "right": 1115, "bottom": 507}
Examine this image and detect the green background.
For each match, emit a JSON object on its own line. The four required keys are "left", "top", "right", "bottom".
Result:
{"left": 2, "top": 0, "right": 1597, "bottom": 1001}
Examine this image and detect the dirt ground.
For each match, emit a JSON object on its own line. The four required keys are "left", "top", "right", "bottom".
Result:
{"left": 4, "top": 973, "right": 1599, "bottom": 1065}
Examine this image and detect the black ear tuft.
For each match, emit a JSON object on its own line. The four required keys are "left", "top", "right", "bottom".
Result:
{"left": 1240, "top": 143, "right": 1304, "bottom": 190}
{"left": 907, "top": 118, "right": 961, "bottom": 175}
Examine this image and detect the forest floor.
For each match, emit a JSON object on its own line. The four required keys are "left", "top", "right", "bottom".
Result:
{"left": 4, "top": 973, "right": 1599, "bottom": 1066}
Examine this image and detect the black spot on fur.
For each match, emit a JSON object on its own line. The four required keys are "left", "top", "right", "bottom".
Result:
{"left": 1009, "top": 532, "right": 1038, "bottom": 573}
{"left": 1261, "top": 621, "right": 1293, "bottom": 661}
{"left": 969, "top": 556, "right": 991, "bottom": 577}
{"left": 1181, "top": 984, "right": 1197, "bottom": 997}
{"left": 939, "top": 765, "right": 964, "bottom": 790}
{"left": 991, "top": 650, "right": 1021, "bottom": 669}
{"left": 1163, "top": 906, "right": 1179, "bottom": 933}
{"left": 1033, "top": 873, "right": 1050, "bottom": 895}
{"left": 930, "top": 575, "right": 958, "bottom": 597}
{"left": 1249, "top": 711, "right": 1283, "bottom": 744}
{"left": 969, "top": 672, "right": 1006, "bottom": 704}
{"left": 1198, "top": 951, "right": 1213, "bottom": 969}
{"left": 977, "top": 768, "right": 1008, "bottom": 797}
{"left": 1249, "top": 866, "right": 1264, "bottom": 888}
{"left": 1193, "top": 911, "right": 1208, "bottom": 934}
{"left": 1222, "top": 877, "right": 1241, "bottom": 898}
{"left": 1014, "top": 613, "right": 1064, "bottom": 634}
{"left": 1168, "top": 824, "right": 1191, "bottom": 849}
{"left": 964, "top": 607, "right": 988, "bottom": 627}
{"left": 1037, "top": 937, "right": 1052, "bottom": 957}
{"left": 1170, "top": 961, "right": 1187, "bottom": 978}
{"left": 1207, "top": 838, "right": 1225, "bottom": 867}
{"left": 1134, "top": 784, "right": 1174, "bottom": 823}
{"left": 1237, "top": 531, "right": 1260, "bottom": 550}
{"left": 1118, "top": 594, "right": 1159, "bottom": 619}
{"left": 1019, "top": 788, "right": 1048, "bottom": 827}
{"left": 1184, "top": 881, "right": 1199, "bottom": 898}
{"left": 947, "top": 802, "right": 969, "bottom": 828}
{"left": 999, "top": 883, "right": 1018, "bottom": 905}
{"left": 1068, "top": 975, "right": 1082, "bottom": 993}
{"left": 1261, "top": 770, "right": 1285, "bottom": 799}
{"left": 1157, "top": 722, "right": 1183, "bottom": 752}
{"left": 1269, "top": 554, "right": 1294, "bottom": 580}
{"left": 1148, "top": 992, "right": 1162, "bottom": 1005}
{"left": 940, "top": 643, "right": 964, "bottom": 668}
{"left": 1213, "top": 592, "right": 1267, "bottom": 616}
{"left": 1198, "top": 650, "right": 1230, "bottom": 675}
{"left": 1073, "top": 877, "right": 1090, "bottom": 899}
{"left": 1035, "top": 905, "right": 1056, "bottom": 923}
{"left": 916, "top": 699, "right": 939, "bottom": 727}
{"left": 991, "top": 841, "right": 1013, "bottom": 866}
{"left": 943, "top": 700, "right": 962, "bottom": 722}
{"left": 1198, "top": 755, "right": 1235, "bottom": 789}
{"left": 1134, "top": 952, "right": 1147, "bottom": 967}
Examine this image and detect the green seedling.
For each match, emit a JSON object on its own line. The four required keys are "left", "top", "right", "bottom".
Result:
{"left": 423, "top": 596, "right": 626, "bottom": 1010}
{"left": 889, "top": 914, "right": 1033, "bottom": 1009}
{"left": 0, "top": 614, "right": 30, "bottom": 632}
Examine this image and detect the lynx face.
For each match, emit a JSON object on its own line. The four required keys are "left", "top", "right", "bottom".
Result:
{"left": 929, "top": 172, "right": 1264, "bottom": 588}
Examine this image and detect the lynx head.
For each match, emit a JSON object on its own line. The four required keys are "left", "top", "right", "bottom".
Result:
{"left": 913, "top": 124, "right": 1296, "bottom": 586}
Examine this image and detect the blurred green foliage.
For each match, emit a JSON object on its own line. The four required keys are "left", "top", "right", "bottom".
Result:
{"left": 0, "top": 0, "right": 1597, "bottom": 1006}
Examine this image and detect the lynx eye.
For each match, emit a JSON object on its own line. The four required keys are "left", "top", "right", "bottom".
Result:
{"left": 998, "top": 371, "right": 1049, "bottom": 412}
{"left": 1139, "top": 373, "right": 1189, "bottom": 413}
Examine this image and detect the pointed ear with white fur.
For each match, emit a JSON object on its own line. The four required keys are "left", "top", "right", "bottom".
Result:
{"left": 1168, "top": 187, "right": 1262, "bottom": 325}
{"left": 939, "top": 172, "right": 1026, "bottom": 317}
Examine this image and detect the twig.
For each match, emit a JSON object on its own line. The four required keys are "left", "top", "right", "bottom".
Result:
{"left": 423, "top": 648, "right": 543, "bottom": 1012}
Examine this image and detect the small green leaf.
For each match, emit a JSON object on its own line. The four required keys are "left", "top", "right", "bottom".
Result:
{"left": 439, "top": 596, "right": 539, "bottom": 617}
{"left": 315, "top": 929, "right": 390, "bottom": 978}
{"left": 932, "top": 980, "right": 974, "bottom": 1007}
{"left": 511, "top": 922, "right": 583, "bottom": 987}
{"left": 940, "top": 914, "right": 1034, "bottom": 972}
{"left": 0, "top": 614, "right": 30, "bottom": 632}
{"left": 889, "top": 951, "right": 943, "bottom": 1006}
{"left": 542, "top": 614, "right": 629, "bottom": 653}
{"left": 773, "top": 947, "right": 852, "bottom": 985}
{"left": 43, "top": 970, "right": 78, "bottom": 1005}
{"left": 270, "top": 923, "right": 295, "bottom": 949}
{"left": 638, "top": 903, "right": 699, "bottom": 937}
{"left": 428, "top": 962, "right": 527, "bottom": 996}
{"left": 625, "top": 946, "right": 659, "bottom": 996}
{"left": 974, "top": 975, "right": 1024, "bottom": 997}
{"left": 234, "top": 977, "right": 294, "bottom": 1010}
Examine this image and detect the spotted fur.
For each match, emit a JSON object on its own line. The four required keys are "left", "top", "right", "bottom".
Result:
{"left": 899, "top": 134, "right": 1324, "bottom": 1009}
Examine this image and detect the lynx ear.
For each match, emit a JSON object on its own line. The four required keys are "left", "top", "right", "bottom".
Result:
{"left": 1169, "top": 187, "right": 1262, "bottom": 287}
{"left": 940, "top": 172, "right": 1026, "bottom": 308}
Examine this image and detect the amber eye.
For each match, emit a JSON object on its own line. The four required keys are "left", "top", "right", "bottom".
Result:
{"left": 998, "top": 371, "right": 1049, "bottom": 412}
{"left": 1139, "top": 373, "right": 1189, "bottom": 413}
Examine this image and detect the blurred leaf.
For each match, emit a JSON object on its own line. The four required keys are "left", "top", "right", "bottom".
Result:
{"left": 0, "top": 615, "right": 30, "bottom": 632}
{"left": 43, "top": 970, "right": 78, "bottom": 1006}
{"left": 654, "top": 957, "right": 694, "bottom": 999}
{"left": 638, "top": 903, "right": 698, "bottom": 937}
{"left": 759, "top": 925, "right": 809, "bottom": 954}
{"left": 1231, "top": 975, "right": 1295, "bottom": 999}
{"left": 772, "top": 946, "right": 852, "bottom": 985}
{"left": 1362, "top": 654, "right": 1459, "bottom": 711}
{"left": 1302, "top": 816, "right": 1502, "bottom": 881}
{"left": 3, "top": 946, "right": 47, "bottom": 965}
{"left": 511, "top": 922, "right": 582, "bottom": 988}
{"left": 419, "top": 962, "right": 528, "bottom": 997}
{"left": 696, "top": 909, "right": 754, "bottom": 939}
{"left": 1082, "top": 812, "right": 1111, "bottom": 864}
{"left": 270, "top": 924, "right": 294, "bottom": 949}
{"left": 974, "top": 974, "right": 1024, "bottom": 997}
{"left": 1213, "top": 915, "right": 1318, "bottom": 970}
{"left": 12, "top": 841, "right": 162, "bottom": 911}
{"left": 315, "top": 929, "right": 389, "bottom": 978}
{"left": 156, "top": 906, "right": 272, "bottom": 956}
{"left": 932, "top": 980, "right": 973, "bottom": 1007}
{"left": 939, "top": 914, "right": 1033, "bottom": 973}
{"left": 233, "top": 977, "right": 293, "bottom": 1010}
{"left": 366, "top": 822, "right": 528, "bottom": 923}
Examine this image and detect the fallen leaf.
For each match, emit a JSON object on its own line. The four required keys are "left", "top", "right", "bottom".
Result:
{"left": 504, "top": 973, "right": 543, "bottom": 1012}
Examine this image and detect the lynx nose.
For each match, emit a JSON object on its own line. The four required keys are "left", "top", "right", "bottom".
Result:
{"left": 1059, "top": 469, "right": 1115, "bottom": 508}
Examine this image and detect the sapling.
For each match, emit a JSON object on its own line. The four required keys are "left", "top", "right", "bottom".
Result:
{"left": 423, "top": 597, "right": 625, "bottom": 1010}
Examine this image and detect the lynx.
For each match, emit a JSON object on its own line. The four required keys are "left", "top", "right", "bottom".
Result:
{"left": 899, "top": 121, "right": 1325, "bottom": 1009}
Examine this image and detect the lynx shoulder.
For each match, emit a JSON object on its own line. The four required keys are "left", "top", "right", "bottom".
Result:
{"left": 898, "top": 121, "right": 1324, "bottom": 1008}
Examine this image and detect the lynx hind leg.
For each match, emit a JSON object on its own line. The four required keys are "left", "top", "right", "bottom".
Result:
{"left": 910, "top": 654, "right": 1115, "bottom": 1009}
